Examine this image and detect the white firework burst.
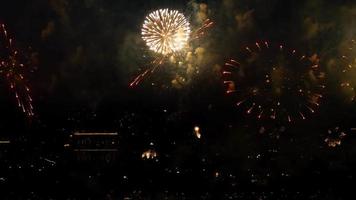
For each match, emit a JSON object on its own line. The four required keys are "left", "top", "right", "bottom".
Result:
{"left": 141, "top": 9, "right": 191, "bottom": 55}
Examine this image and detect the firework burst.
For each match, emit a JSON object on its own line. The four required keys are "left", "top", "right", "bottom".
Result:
{"left": 129, "top": 9, "right": 213, "bottom": 87}
{"left": 222, "top": 41, "right": 325, "bottom": 123}
{"left": 0, "top": 23, "right": 34, "bottom": 117}
{"left": 142, "top": 9, "right": 191, "bottom": 55}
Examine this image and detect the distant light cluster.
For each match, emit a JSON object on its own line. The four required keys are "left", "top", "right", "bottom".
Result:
{"left": 142, "top": 149, "right": 157, "bottom": 160}
{"left": 325, "top": 127, "right": 347, "bottom": 148}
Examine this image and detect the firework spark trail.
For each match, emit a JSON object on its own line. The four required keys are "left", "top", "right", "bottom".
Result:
{"left": 191, "top": 19, "right": 214, "bottom": 40}
{"left": 222, "top": 41, "right": 325, "bottom": 123}
{"left": 0, "top": 23, "right": 34, "bottom": 117}
{"left": 340, "top": 39, "right": 356, "bottom": 101}
{"left": 129, "top": 57, "right": 164, "bottom": 87}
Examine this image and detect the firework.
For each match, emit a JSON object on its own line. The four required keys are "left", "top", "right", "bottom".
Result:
{"left": 339, "top": 39, "right": 356, "bottom": 101}
{"left": 130, "top": 9, "right": 213, "bottom": 87}
{"left": 142, "top": 9, "right": 191, "bottom": 55}
{"left": 222, "top": 41, "right": 325, "bottom": 123}
{"left": 0, "top": 23, "right": 34, "bottom": 117}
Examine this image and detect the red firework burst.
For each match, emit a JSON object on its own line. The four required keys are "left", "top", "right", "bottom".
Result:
{"left": 0, "top": 23, "right": 34, "bottom": 117}
{"left": 222, "top": 41, "right": 325, "bottom": 123}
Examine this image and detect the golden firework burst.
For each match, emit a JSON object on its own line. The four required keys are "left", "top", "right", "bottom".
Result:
{"left": 141, "top": 9, "right": 191, "bottom": 55}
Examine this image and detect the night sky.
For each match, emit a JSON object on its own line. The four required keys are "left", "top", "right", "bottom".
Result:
{"left": 1, "top": 0, "right": 356, "bottom": 199}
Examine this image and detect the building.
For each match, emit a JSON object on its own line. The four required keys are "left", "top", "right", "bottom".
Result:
{"left": 65, "top": 132, "right": 119, "bottom": 164}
